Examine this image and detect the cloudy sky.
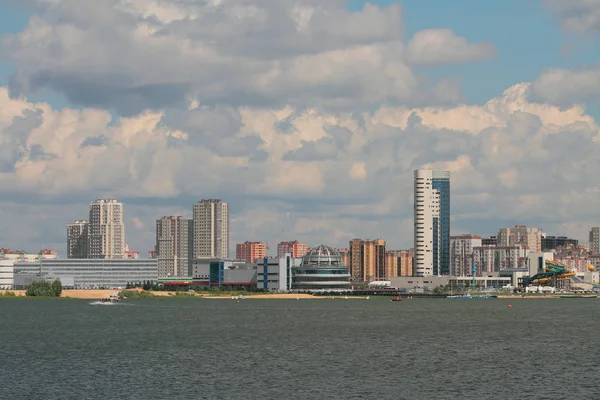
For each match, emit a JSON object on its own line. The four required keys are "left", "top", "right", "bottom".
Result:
{"left": 1, "top": 0, "right": 600, "bottom": 255}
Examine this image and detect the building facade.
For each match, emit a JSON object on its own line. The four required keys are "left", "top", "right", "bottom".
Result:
{"left": 193, "top": 199, "right": 229, "bottom": 259}
{"left": 450, "top": 234, "right": 482, "bottom": 276}
{"left": 156, "top": 216, "right": 192, "bottom": 277}
{"left": 191, "top": 259, "right": 256, "bottom": 287}
{"left": 541, "top": 236, "right": 578, "bottom": 251}
{"left": 292, "top": 245, "right": 352, "bottom": 290}
{"left": 88, "top": 199, "right": 125, "bottom": 259}
{"left": 414, "top": 169, "right": 450, "bottom": 276}
{"left": 432, "top": 170, "right": 451, "bottom": 275}
{"left": 347, "top": 239, "right": 387, "bottom": 282}
{"left": 497, "top": 225, "right": 544, "bottom": 252}
{"left": 12, "top": 259, "right": 157, "bottom": 289}
{"left": 277, "top": 241, "right": 308, "bottom": 258}
{"left": 589, "top": 227, "right": 600, "bottom": 253}
{"left": 236, "top": 241, "right": 267, "bottom": 263}
{"left": 472, "top": 245, "right": 526, "bottom": 275}
{"left": 67, "top": 220, "right": 89, "bottom": 258}
{"left": 0, "top": 260, "right": 14, "bottom": 289}
{"left": 256, "top": 255, "right": 296, "bottom": 291}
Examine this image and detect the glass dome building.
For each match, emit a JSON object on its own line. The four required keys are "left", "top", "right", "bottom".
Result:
{"left": 292, "top": 244, "right": 351, "bottom": 290}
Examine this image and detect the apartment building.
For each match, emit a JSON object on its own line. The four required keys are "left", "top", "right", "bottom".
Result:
{"left": 450, "top": 234, "right": 482, "bottom": 276}
{"left": 156, "top": 216, "right": 193, "bottom": 277}
{"left": 67, "top": 220, "right": 89, "bottom": 258}
{"left": 87, "top": 199, "right": 125, "bottom": 259}
{"left": 236, "top": 241, "right": 267, "bottom": 263}
{"left": 277, "top": 241, "right": 308, "bottom": 258}
{"left": 193, "top": 199, "right": 229, "bottom": 259}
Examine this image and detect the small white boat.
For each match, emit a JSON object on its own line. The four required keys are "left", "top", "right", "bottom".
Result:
{"left": 101, "top": 292, "right": 121, "bottom": 303}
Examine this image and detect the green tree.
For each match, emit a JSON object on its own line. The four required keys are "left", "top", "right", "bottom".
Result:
{"left": 52, "top": 279, "right": 62, "bottom": 297}
{"left": 26, "top": 281, "right": 56, "bottom": 297}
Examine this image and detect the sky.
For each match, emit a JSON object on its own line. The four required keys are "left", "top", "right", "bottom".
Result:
{"left": 1, "top": 0, "right": 600, "bottom": 256}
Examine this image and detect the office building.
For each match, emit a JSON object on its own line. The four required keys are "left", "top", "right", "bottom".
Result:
{"left": 67, "top": 220, "right": 89, "bottom": 258}
{"left": 156, "top": 216, "right": 193, "bottom": 277}
{"left": 541, "top": 236, "right": 578, "bottom": 251}
{"left": 193, "top": 199, "right": 229, "bottom": 259}
{"left": 277, "top": 241, "right": 308, "bottom": 258}
{"left": 450, "top": 234, "right": 482, "bottom": 276}
{"left": 292, "top": 245, "right": 351, "bottom": 290}
{"left": 191, "top": 258, "right": 255, "bottom": 287}
{"left": 256, "top": 254, "right": 299, "bottom": 291}
{"left": 236, "top": 241, "right": 267, "bottom": 263}
{"left": 497, "top": 225, "right": 544, "bottom": 253}
{"left": 88, "top": 199, "right": 125, "bottom": 259}
{"left": 348, "top": 238, "right": 387, "bottom": 282}
{"left": 589, "top": 227, "right": 600, "bottom": 253}
{"left": 414, "top": 169, "right": 450, "bottom": 276}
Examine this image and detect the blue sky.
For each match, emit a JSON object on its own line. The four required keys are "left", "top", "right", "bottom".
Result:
{"left": 1, "top": 0, "right": 598, "bottom": 116}
{"left": 1, "top": 0, "right": 600, "bottom": 252}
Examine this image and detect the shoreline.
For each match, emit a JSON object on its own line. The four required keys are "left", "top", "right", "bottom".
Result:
{"left": 1, "top": 290, "right": 596, "bottom": 300}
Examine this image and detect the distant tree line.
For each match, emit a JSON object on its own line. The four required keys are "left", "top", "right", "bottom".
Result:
{"left": 125, "top": 281, "right": 159, "bottom": 290}
{"left": 26, "top": 280, "right": 62, "bottom": 297}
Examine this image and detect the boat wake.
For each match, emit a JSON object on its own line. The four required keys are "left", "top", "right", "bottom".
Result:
{"left": 89, "top": 301, "right": 121, "bottom": 306}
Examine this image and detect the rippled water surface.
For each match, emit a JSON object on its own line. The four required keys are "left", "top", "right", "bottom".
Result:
{"left": 0, "top": 297, "right": 598, "bottom": 399}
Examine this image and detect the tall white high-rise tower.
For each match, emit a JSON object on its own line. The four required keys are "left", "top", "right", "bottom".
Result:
{"left": 413, "top": 170, "right": 450, "bottom": 276}
{"left": 88, "top": 199, "right": 125, "bottom": 259}
{"left": 193, "top": 199, "right": 229, "bottom": 259}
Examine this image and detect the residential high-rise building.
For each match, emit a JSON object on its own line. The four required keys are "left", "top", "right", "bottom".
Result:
{"left": 589, "top": 227, "right": 600, "bottom": 253}
{"left": 398, "top": 249, "right": 414, "bottom": 277}
{"left": 414, "top": 169, "right": 450, "bottom": 276}
{"left": 337, "top": 248, "right": 350, "bottom": 268}
{"left": 482, "top": 236, "right": 497, "bottom": 246}
{"left": 156, "top": 216, "right": 193, "bottom": 277}
{"left": 472, "top": 245, "right": 526, "bottom": 275}
{"left": 348, "top": 238, "right": 387, "bottom": 281}
{"left": 450, "top": 234, "right": 482, "bottom": 276}
{"left": 497, "top": 225, "right": 544, "bottom": 252}
{"left": 87, "top": 199, "right": 125, "bottom": 259}
{"left": 277, "top": 241, "right": 308, "bottom": 258}
{"left": 236, "top": 241, "right": 267, "bottom": 263}
{"left": 193, "top": 199, "right": 229, "bottom": 259}
{"left": 67, "top": 220, "right": 89, "bottom": 258}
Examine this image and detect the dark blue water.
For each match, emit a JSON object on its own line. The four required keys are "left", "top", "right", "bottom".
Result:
{"left": 0, "top": 298, "right": 598, "bottom": 399}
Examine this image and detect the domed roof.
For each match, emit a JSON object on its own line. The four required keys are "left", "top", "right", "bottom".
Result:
{"left": 301, "top": 244, "right": 344, "bottom": 267}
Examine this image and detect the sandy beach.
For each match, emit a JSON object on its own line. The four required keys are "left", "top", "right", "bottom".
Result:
{"left": 0, "top": 290, "right": 336, "bottom": 300}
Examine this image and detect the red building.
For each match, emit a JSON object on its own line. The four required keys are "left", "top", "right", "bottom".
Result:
{"left": 277, "top": 241, "right": 309, "bottom": 258}
{"left": 236, "top": 241, "right": 267, "bottom": 263}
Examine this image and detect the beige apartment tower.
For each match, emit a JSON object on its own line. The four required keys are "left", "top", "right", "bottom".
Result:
{"left": 348, "top": 238, "right": 387, "bottom": 282}
{"left": 193, "top": 199, "right": 229, "bottom": 259}
{"left": 156, "top": 216, "right": 193, "bottom": 277}
{"left": 87, "top": 199, "right": 125, "bottom": 259}
{"left": 497, "top": 225, "right": 544, "bottom": 252}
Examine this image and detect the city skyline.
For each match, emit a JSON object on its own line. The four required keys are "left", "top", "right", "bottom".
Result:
{"left": 1, "top": 1, "right": 600, "bottom": 255}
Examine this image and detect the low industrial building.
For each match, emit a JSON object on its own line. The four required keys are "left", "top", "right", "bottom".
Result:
{"left": 0, "top": 260, "right": 15, "bottom": 289}
{"left": 192, "top": 259, "right": 256, "bottom": 287}
{"left": 11, "top": 258, "right": 157, "bottom": 289}
{"left": 390, "top": 275, "right": 512, "bottom": 292}
{"left": 255, "top": 254, "right": 302, "bottom": 291}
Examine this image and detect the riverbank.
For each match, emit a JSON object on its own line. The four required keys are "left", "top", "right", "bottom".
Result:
{"left": 0, "top": 290, "right": 341, "bottom": 300}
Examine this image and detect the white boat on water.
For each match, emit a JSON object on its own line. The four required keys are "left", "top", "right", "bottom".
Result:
{"left": 101, "top": 292, "right": 121, "bottom": 303}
